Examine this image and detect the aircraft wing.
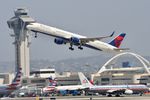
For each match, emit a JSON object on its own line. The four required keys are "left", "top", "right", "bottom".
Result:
{"left": 79, "top": 31, "right": 115, "bottom": 44}
{"left": 27, "top": 23, "right": 114, "bottom": 42}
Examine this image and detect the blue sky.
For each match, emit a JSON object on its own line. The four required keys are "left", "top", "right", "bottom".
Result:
{"left": 0, "top": 0, "right": 150, "bottom": 61}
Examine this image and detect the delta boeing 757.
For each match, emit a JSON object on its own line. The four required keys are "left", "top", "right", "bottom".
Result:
{"left": 27, "top": 23, "right": 128, "bottom": 52}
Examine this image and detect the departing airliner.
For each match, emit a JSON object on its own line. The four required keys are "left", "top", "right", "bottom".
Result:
{"left": 27, "top": 23, "right": 128, "bottom": 52}
{"left": 0, "top": 68, "right": 22, "bottom": 97}
{"left": 78, "top": 72, "right": 149, "bottom": 97}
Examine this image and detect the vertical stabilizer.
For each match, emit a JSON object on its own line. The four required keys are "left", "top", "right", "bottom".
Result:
{"left": 10, "top": 67, "right": 22, "bottom": 87}
{"left": 78, "top": 72, "right": 93, "bottom": 87}
{"left": 109, "top": 33, "right": 126, "bottom": 48}
{"left": 48, "top": 77, "right": 57, "bottom": 86}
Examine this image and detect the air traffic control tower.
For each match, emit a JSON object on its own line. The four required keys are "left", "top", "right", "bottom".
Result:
{"left": 7, "top": 8, "right": 35, "bottom": 77}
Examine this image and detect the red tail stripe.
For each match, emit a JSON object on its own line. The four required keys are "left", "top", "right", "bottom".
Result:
{"left": 15, "top": 80, "right": 20, "bottom": 82}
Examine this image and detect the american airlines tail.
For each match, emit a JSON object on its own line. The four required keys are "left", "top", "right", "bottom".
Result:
{"left": 9, "top": 67, "right": 22, "bottom": 87}
{"left": 78, "top": 72, "right": 93, "bottom": 88}
{"left": 48, "top": 77, "right": 57, "bottom": 86}
{"left": 43, "top": 77, "right": 57, "bottom": 93}
{"left": 109, "top": 33, "right": 126, "bottom": 48}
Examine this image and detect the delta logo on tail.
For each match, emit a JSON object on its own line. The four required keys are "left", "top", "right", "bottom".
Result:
{"left": 109, "top": 33, "right": 126, "bottom": 48}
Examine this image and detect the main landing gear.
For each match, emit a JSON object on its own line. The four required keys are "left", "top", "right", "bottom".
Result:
{"left": 69, "top": 47, "right": 74, "bottom": 50}
{"left": 69, "top": 44, "right": 83, "bottom": 51}
{"left": 69, "top": 43, "right": 74, "bottom": 50}
{"left": 78, "top": 46, "right": 83, "bottom": 50}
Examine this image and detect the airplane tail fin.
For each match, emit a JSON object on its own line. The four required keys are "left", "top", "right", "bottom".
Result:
{"left": 109, "top": 33, "right": 126, "bottom": 48}
{"left": 10, "top": 67, "right": 22, "bottom": 87}
{"left": 78, "top": 72, "right": 93, "bottom": 87}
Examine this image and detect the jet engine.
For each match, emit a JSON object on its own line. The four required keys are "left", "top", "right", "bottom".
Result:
{"left": 54, "top": 38, "right": 65, "bottom": 45}
{"left": 70, "top": 37, "right": 80, "bottom": 44}
{"left": 124, "top": 89, "right": 133, "bottom": 94}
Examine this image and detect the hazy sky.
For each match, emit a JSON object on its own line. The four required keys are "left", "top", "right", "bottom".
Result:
{"left": 0, "top": 0, "right": 150, "bottom": 62}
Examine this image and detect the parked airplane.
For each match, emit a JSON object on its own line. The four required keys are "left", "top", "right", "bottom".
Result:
{"left": 43, "top": 75, "right": 87, "bottom": 96}
{"left": 0, "top": 67, "right": 22, "bottom": 97}
{"left": 54, "top": 79, "right": 87, "bottom": 96}
{"left": 27, "top": 23, "right": 128, "bottom": 52}
{"left": 78, "top": 72, "right": 149, "bottom": 97}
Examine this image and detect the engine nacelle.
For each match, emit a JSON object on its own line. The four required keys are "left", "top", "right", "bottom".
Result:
{"left": 125, "top": 89, "right": 133, "bottom": 94}
{"left": 70, "top": 37, "right": 80, "bottom": 44}
{"left": 59, "top": 90, "right": 67, "bottom": 96}
{"left": 54, "top": 38, "right": 65, "bottom": 45}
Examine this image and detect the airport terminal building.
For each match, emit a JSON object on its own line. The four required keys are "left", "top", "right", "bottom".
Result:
{"left": 92, "top": 67, "right": 150, "bottom": 86}
{"left": 92, "top": 52, "right": 150, "bottom": 86}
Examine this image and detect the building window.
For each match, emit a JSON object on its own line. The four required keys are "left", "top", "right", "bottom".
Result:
{"left": 22, "top": 80, "right": 27, "bottom": 83}
{"left": 101, "top": 78, "right": 109, "bottom": 81}
{"left": 112, "top": 78, "right": 131, "bottom": 80}
{"left": 31, "top": 79, "right": 45, "bottom": 83}
{"left": 137, "top": 78, "right": 148, "bottom": 80}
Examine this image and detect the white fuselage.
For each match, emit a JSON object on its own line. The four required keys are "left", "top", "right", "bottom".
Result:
{"left": 27, "top": 23, "right": 118, "bottom": 52}
{"left": 55, "top": 85, "right": 85, "bottom": 91}
{"left": 89, "top": 84, "right": 149, "bottom": 94}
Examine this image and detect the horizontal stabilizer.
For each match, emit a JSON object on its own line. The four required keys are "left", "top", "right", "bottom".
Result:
{"left": 114, "top": 48, "right": 130, "bottom": 51}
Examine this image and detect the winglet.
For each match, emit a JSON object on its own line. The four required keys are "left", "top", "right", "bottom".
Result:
{"left": 110, "top": 31, "right": 115, "bottom": 37}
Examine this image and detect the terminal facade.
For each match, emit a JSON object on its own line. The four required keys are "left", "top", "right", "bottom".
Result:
{"left": 92, "top": 52, "right": 150, "bottom": 86}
